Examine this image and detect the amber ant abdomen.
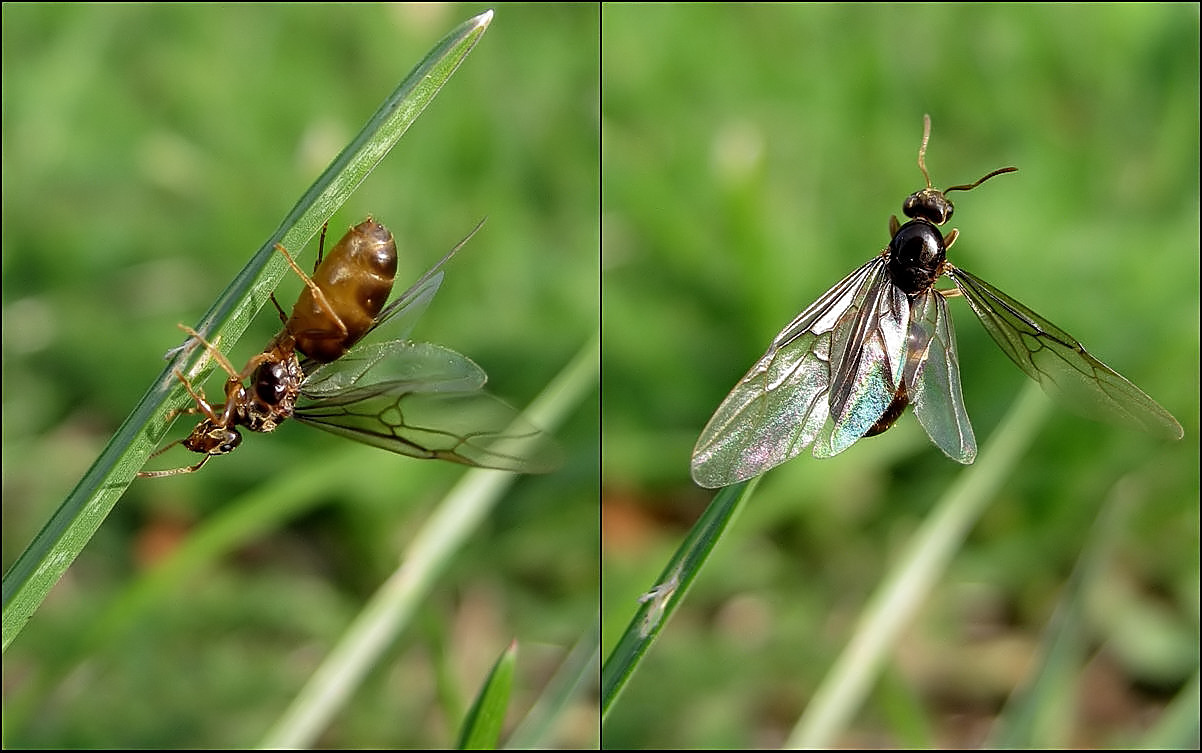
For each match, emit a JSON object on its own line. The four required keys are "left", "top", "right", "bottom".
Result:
{"left": 286, "top": 217, "right": 398, "bottom": 363}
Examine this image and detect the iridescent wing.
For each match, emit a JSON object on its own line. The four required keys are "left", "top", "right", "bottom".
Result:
{"left": 906, "top": 288, "right": 976, "bottom": 463}
{"left": 943, "top": 263, "right": 1183, "bottom": 440}
{"left": 813, "top": 259, "right": 909, "bottom": 458}
{"left": 691, "top": 255, "right": 904, "bottom": 488}
{"left": 295, "top": 339, "right": 561, "bottom": 472}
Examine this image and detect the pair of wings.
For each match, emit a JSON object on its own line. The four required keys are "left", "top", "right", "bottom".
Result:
{"left": 690, "top": 252, "right": 1182, "bottom": 489}
{"left": 290, "top": 222, "right": 561, "bottom": 474}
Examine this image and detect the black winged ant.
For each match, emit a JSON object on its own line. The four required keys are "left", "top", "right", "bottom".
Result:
{"left": 691, "top": 116, "right": 1182, "bottom": 488}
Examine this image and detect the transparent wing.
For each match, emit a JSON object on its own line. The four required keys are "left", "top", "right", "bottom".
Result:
{"left": 813, "top": 259, "right": 909, "bottom": 458}
{"left": 944, "top": 263, "right": 1182, "bottom": 440}
{"left": 295, "top": 339, "right": 561, "bottom": 473}
{"left": 364, "top": 269, "right": 444, "bottom": 345}
{"left": 370, "top": 218, "right": 486, "bottom": 337}
{"left": 301, "top": 340, "right": 486, "bottom": 398}
{"left": 691, "top": 255, "right": 898, "bottom": 488}
{"left": 906, "top": 289, "right": 976, "bottom": 463}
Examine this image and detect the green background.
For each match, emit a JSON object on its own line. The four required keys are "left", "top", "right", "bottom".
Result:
{"left": 3, "top": 3, "right": 598, "bottom": 748}
{"left": 602, "top": 3, "right": 1197, "bottom": 748}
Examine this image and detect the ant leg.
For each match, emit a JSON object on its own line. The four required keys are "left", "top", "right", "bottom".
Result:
{"left": 138, "top": 453, "right": 212, "bottom": 479}
{"left": 177, "top": 324, "right": 241, "bottom": 379}
{"left": 172, "top": 359, "right": 244, "bottom": 431}
{"left": 175, "top": 323, "right": 275, "bottom": 409}
{"left": 161, "top": 400, "right": 203, "bottom": 424}
{"left": 269, "top": 292, "right": 288, "bottom": 325}
{"left": 171, "top": 367, "right": 225, "bottom": 424}
{"left": 174, "top": 320, "right": 288, "bottom": 400}
{"left": 140, "top": 369, "right": 225, "bottom": 479}
{"left": 314, "top": 221, "right": 328, "bottom": 271}
{"left": 935, "top": 259, "right": 964, "bottom": 300}
{"left": 272, "top": 238, "right": 348, "bottom": 340}
{"left": 227, "top": 349, "right": 279, "bottom": 384}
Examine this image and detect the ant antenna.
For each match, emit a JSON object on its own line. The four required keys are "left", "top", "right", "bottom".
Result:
{"left": 919, "top": 114, "right": 1018, "bottom": 195}
{"left": 917, "top": 114, "right": 934, "bottom": 189}
{"left": 945, "top": 166, "right": 1018, "bottom": 194}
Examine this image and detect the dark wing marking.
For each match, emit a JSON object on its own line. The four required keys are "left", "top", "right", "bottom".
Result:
{"left": 906, "top": 289, "right": 976, "bottom": 463}
{"left": 944, "top": 263, "right": 1182, "bottom": 440}
{"left": 296, "top": 339, "right": 561, "bottom": 473}
{"left": 691, "top": 255, "right": 900, "bottom": 488}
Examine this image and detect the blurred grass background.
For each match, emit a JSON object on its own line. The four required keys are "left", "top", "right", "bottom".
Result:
{"left": 3, "top": 3, "right": 598, "bottom": 748}
{"left": 602, "top": 4, "right": 1197, "bottom": 749}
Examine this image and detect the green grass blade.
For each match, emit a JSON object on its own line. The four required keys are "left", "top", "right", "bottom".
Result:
{"left": 600, "top": 476, "right": 759, "bottom": 721}
{"left": 505, "top": 614, "right": 601, "bottom": 749}
{"left": 256, "top": 331, "right": 599, "bottom": 749}
{"left": 458, "top": 640, "right": 519, "bottom": 750}
{"left": 991, "top": 475, "right": 1184, "bottom": 747}
{"left": 786, "top": 380, "right": 1052, "bottom": 748}
{"left": 1, "top": 8, "right": 495, "bottom": 653}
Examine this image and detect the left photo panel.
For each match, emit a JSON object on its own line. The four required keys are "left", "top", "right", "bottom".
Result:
{"left": 2, "top": 4, "right": 600, "bottom": 748}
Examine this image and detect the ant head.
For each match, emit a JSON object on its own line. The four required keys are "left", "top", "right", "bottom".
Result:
{"left": 182, "top": 419, "right": 242, "bottom": 456}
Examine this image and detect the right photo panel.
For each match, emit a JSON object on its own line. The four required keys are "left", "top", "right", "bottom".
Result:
{"left": 600, "top": 4, "right": 1198, "bottom": 748}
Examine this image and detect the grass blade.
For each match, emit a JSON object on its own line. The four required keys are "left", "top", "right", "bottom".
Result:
{"left": 458, "top": 640, "right": 518, "bottom": 750}
{"left": 785, "top": 380, "right": 1051, "bottom": 748}
{"left": 505, "top": 614, "right": 601, "bottom": 749}
{"left": 990, "top": 474, "right": 1188, "bottom": 747}
{"left": 600, "top": 476, "right": 759, "bottom": 721}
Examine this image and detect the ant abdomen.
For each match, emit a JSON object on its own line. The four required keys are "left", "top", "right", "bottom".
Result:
{"left": 289, "top": 218, "right": 398, "bottom": 363}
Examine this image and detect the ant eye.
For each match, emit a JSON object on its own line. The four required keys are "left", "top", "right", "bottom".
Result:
{"left": 219, "top": 430, "right": 241, "bottom": 453}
